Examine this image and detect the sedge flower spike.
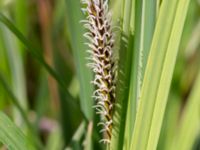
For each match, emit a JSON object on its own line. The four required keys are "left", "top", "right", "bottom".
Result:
{"left": 82, "top": 0, "right": 116, "bottom": 144}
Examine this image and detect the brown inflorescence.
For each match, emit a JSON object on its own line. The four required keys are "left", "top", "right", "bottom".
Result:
{"left": 82, "top": 0, "right": 116, "bottom": 144}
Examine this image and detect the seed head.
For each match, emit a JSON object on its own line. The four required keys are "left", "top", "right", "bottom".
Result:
{"left": 82, "top": 0, "right": 116, "bottom": 144}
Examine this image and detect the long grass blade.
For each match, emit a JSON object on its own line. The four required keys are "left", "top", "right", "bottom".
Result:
{"left": 0, "top": 112, "right": 36, "bottom": 150}
{"left": 169, "top": 69, "right": 200, "bottom": 150}
{"left": 0, "top": 13, "right": 72, "bottom": 97}
{"left": 0, "top": 72, "right": 31, "bottom": 130}
{"left": 110, "top": 11, "right": 134, "bottom": 150}
{"left": 125, "top": 0, "right": 156, "bottom": 148}
{"left": 130, "top": 0, "right": 181, "bottom": 149}
{"left": 133, "top": 0, "right": 156, "bottom": 102}
{"left": 0, "top": 72, "right": 43, "bottom": 149}
{"left": 146, "top": 1, "right": 190, "bottom": 149}
{"left": 65, "top": 0, "right": 93, "bottom": 120}
{"left": 0, "top": 23, "right": 28, "bottom": 127}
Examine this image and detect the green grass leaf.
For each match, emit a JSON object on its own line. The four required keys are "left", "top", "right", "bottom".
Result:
{"left": 110, "top": 33, "right": 134, "bottom": 150}
{"left": 65, "top": 0, "right": 94, "bottom": 120}
{"left": 146, "top": 1, "right": 190, "bottom": 149}
{"left": 125, "top": 0, "right": 156, "bottom": 148}
{"left": 0, "top": 22, "right": 28, "bottom": 128}
{"left": 0, "top": 13, "right": 74, "bottom": 106}
{"left": 0, "top": 72, "right": 43, "bottom": 149}
{"left": 0, "top": 72, "right": 31, "bottom": 130}
{"left": 0, "top": 112, "right": 36, "bottom": 150}
{"left": 130, "top": 0, "right": 190, "bottom": 149}
{"left": 169, "top": 69, "right": 200, "bottom": 150}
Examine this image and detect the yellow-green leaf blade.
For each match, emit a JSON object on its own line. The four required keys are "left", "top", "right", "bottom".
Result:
{"left": 130, "top": 0, "right": 179, "bottom": 149}
{"left": 146, "top": 0, "right": 191, "bottom": 149}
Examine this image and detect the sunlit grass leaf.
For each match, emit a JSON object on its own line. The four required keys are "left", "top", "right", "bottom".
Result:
{"left": 125, "top": 0, "right": 156, "bottom": 148}
{"left": 130, "top": 0, "right": 191, "bottom": 150}
{"left": 146, "top": 1, "right": 190, "bottom": 149}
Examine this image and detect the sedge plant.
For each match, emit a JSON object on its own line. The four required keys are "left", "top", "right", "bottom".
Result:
{"left": 0, "top": 0, "right": 199, "bottom": 150}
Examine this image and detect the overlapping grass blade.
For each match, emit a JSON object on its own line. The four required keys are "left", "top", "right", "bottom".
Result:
{"left": 0, "top": 72, "right": 31, "bottom": 130}
{"left": 65, "top": 0, "right": 93, "bottom": 120}
{"left": 110, "top": 1, "right": 134, "bottom": 148}
{"left": 130, "top": 0, "right": 178, "bottom": 148}
{"left": 0, "top": 112, "right": 36, "bottom": 150}
{"left": 125, "top": 0, "right": 156, "bottom": 148}
{"left": 132, "top": 0, "right": 156, "bottom": 101}
{"left": 0, "top": 72, "right": 43, "bottom": 149}
{"left": 0, "top": 23, "right": 28, "bottom": 127}
{"left": 146, "top": 1, "right": 190, "bottom": 149}
{"left": 0, "top": 13, "right": 72, "bottom": 97}
{"left": 123, "top": 0, "right": 133, "bottom": 35}
{"left": 120, "top": 0, "right": 136, "bottom": 149}
{"left": 110, "top": 35, "right": 134, "bottom": 150}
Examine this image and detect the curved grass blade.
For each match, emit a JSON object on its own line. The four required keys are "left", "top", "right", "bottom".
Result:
{"left": 146, "top": 1, "right": 191, "bottom": 149}
{"left": 0, "top": 13, "right": 69, "bottom": 93}
{"left": 0, "top": 72, "right": 43, "bottom": 149}
{"left": 0, "top": 112, "right": 36, "bottom": 150}
{"left": 0, "top": 23, "right": 28, "bottom": 128}
{"left": 0, "top": 72, "right": 31, "bottom": 130}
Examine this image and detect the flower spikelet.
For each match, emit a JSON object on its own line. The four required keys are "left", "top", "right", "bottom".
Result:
{"left": 82, "top": 0, "right": 116, "bottom": 144}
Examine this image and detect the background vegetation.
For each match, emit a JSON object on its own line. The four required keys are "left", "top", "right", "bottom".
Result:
{"left": 0, "top": 0, "right": 199, "bottom": 150}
